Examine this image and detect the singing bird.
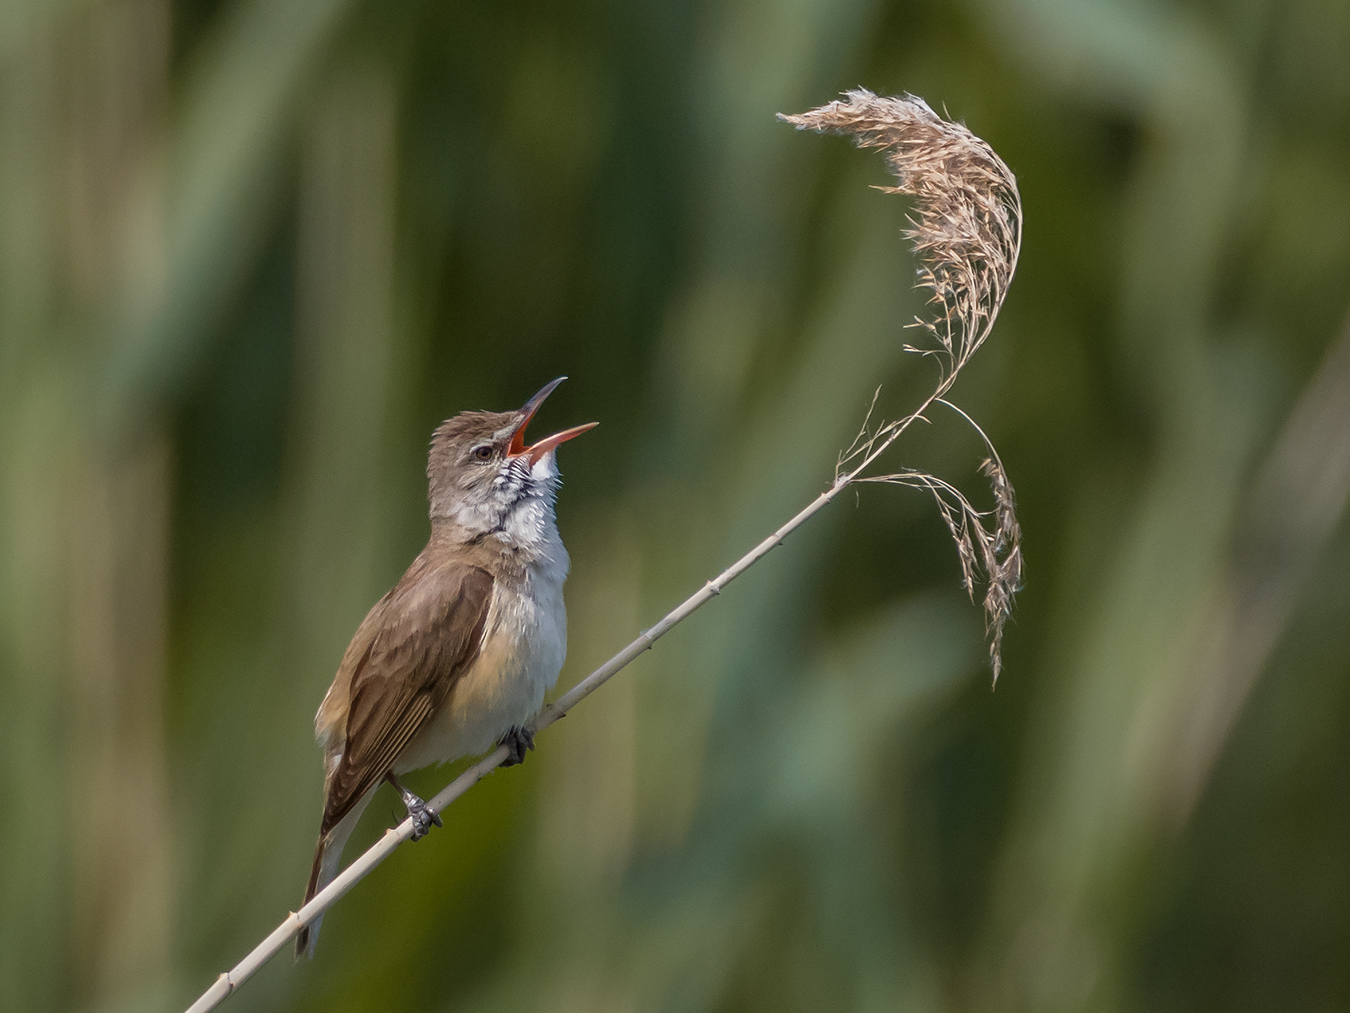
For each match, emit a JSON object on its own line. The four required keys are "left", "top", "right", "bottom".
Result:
{"left": 296, "top": 377, "right": 595, "bottom": 957}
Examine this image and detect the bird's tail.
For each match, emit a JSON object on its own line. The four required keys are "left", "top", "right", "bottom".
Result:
{"left": 294, "top": 798, "right": 367, "bottom": 960}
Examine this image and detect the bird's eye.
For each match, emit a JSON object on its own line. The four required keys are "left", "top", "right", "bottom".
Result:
{"left": 472, "top": 445, "right": 494, "bottom": 461}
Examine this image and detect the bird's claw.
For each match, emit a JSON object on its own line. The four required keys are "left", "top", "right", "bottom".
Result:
{"left": 499, "top": 725, "right": 535, "bottom": 767}
{"left": 386, "top": 773, "right": 442, "bottom": 841}
{"left": 407, "top": 799, "right": 443, "bottom": 841}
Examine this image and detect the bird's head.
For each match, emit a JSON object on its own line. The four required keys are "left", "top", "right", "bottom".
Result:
{"left": 427, "top": 377, "right": 596, "bottom": 544}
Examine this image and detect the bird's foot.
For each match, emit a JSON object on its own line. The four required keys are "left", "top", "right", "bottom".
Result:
{"left": 386, "top": 773, "right": 443, "bottom": 841}
{"left": 406, "top": 798, "right": 442, "bottom": 841}
{"left": 498, "top": 725, "right": 535, "bottom": 767}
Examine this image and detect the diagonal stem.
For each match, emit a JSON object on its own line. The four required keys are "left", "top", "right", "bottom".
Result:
{"left": 184, "top": 378, "right": 966, "bottom": 1013}
{"left": 185, "top": 474, "right": 860, "bottom": 1013}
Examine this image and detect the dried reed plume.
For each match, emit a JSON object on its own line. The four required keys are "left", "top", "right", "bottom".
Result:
{"left": 184, "top": 90, "right": 1023, "bottom": 1013}
{"left": 781, "top": 89, "right": 1023, "bottom": 681}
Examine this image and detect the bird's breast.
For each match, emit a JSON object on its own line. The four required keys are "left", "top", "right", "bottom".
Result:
{"left": 396, "top": 549, "right": 569, "bottom": 771}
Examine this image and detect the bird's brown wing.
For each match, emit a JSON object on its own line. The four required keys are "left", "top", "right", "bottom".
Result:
{"left": 319, "top": 560, "right": 493, "bottom": 837}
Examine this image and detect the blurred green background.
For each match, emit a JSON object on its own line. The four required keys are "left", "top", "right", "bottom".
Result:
{"left": 2, "top": 0, "right": 1349, "bottom": 1010}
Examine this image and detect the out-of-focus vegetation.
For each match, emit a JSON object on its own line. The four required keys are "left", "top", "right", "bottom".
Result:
{"left": 2, "top": 0, "right": 1348, "bottom": 1011}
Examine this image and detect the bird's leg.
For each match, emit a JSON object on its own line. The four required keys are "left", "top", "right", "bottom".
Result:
{"left": 498, "top": 725, "right": 535, "bottom": 767}
{"left": 385, "top": 773, "right": 443, "bottom": 840}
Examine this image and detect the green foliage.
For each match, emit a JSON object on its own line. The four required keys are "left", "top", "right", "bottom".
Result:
{"left": 1, "top": 0, "right": 1347, "bottom": 1011}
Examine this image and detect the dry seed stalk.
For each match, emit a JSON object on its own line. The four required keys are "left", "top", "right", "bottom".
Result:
{"left": 781, "top": 89, "right": 1023, "bottom": 681}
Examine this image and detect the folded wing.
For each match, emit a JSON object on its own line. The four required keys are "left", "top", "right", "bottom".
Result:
{"left": 319, "top": 559, "right": 494, "bottom": 837}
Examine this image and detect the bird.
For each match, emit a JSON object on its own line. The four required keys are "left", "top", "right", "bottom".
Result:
{"left": 295, "top": 377, "right": 596, "bottom": 958}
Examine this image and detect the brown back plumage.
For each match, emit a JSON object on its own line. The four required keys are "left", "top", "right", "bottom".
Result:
{"left": 296, "top": 550, "right": 493, "bottom": 957}
{"left": 318, "top": 554, "right": 493, "bottom": 836}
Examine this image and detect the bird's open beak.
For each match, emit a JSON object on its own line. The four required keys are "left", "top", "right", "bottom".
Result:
{"left": 508, "top": 377, "right": 598, "bottom": 465}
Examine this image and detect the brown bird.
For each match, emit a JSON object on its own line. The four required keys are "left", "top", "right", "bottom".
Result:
{"left": 295, "top": 377, "right": 595, "bottom": 957}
